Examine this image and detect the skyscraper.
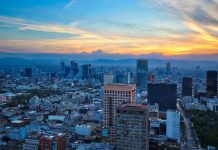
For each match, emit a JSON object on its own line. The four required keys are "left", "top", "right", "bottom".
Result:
{"left": 182, "top": 77, "right": 192, "bottom": 96}
{"left": 116, "top": 103, "right": 149, "bottom": 150}
{"left": 104, "top": 84, "right": 136, "bottom": 143}
{"left": 82, "top": 64, "right": 91, "bottom": 80}
{"left": 166, "top": 110, "right": 180, "bottom": 143}
{"left": 70, "top": 60, "right": 79, "bottom": 78}
{"left": 166, "top": 62, "right": 171, "bottom": 75}
{"left": 104, "top": 73, "right": 114, "bottom": 85}
{"left": 136, "top": 59, "right": 148, "bottom": 91}
{"left": 207, "top": 71, "right": 217, "bottom": 98}
{"left": 148, "top": 83, "right": 177, "bottom": 111}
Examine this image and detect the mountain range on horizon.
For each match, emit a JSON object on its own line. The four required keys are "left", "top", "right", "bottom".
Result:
{"left": 0, "top": 50, "right": 218, "bottom": 61}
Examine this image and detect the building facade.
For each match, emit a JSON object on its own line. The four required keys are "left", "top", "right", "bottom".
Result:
{"left": 136, "top": 59, "right": 148, "bottom": 91}
{"left": 182, "top": 77, "right": 192, "bottom": 96}
{"left": 148, "top": 83, "right": 177, "bottom": 111}
{"left": 207, "top": 71, "right": 217, "bottom": 98}
{"left": 166, "top": 110, "right": 180, "bottom": 143}
{"left": 116, "top": 103, "right": 149, "bottom": 150}
{"left": 104, "top": 84, "right": 136, "bottom": 143}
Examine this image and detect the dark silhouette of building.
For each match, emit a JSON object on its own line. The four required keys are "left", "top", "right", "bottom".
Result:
{"left": 70, "top": 60, "right": 79, "bottom": 77}
{"left": 82, "top": 64, "right": 91, "bottom": 80}
{"left": 166, "top": 62, "right": 171, "bottom": 75}
{"left": 182, "top": 77, "right": 192, "bottom": 96}
{"left": 24, "top": 68, "right": 32, "bottom": 77}
{"left": 207, "top": 71, "right": 217, "bottom": 98}
{"left": 136, "top": 59, "right": 148, "bottom": 91}
{"left": 148, "top": 83, "right": 177, "bottom": 111}
{"left": 64, "top": 66, "right": 70, "bottom": 77}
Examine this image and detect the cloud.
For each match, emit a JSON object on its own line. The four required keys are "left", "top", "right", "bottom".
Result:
{"left": 64, "top": 0, "right": 77, "bottom": 9}
{"left": 1, "top": 0, "right": 218, "bottom": 56}
{"left": 0, "top": 16, "right": 102, "bottom": 39}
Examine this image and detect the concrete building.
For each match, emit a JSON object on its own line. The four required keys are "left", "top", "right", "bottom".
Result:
{"left": 136, "top": 59, "right": 148, "bottom": 91}
{"left": 104, "top": 74, "right": 114, "bottom": 85}
{"left": 182, "top": 77, "right": 192, "bottom": 96}
{"left": 207, "top": 98, "right": 218, "bottom": 112}
{"left": 70, "top": 60, "right": 79, "bottom": 78}
{"left": 148, "top": 83, "right": 177, "bottom": 111}
{"left": 166, "top": 110, "right": 180, "bottom": 143}
{"left": 166, "top": 62, "right": 171, "bottom": 75}
{"left": 75, "top": 125, "right": 93, "bottom": 136}
{"left": 82, "top": 64, "right": 91, "bottom": 80}
{"left": 115, "top": 103, "right": 149, "bottom": 150}
{"left": 104, "top": 84, "right": 136, "bottom": 143}
{"left": 23, "top": 132, "right": 42, "bottom": 150}
{"left": 207, "top": 71, "right": 217, "bottom": 98}
{"left": 39, "top": 133, "right": 67, "bottom": 150}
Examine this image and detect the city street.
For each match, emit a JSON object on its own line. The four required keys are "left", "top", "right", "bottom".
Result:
{"left": 178, "top": 104, "right": 203, "bottom": 150}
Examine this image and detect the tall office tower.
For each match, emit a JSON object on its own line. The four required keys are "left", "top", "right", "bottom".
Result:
{"left": 207, "top": 71, "right": 217, "bottom": 98}
{"left": 182, "top": 77, "right": 192, "bottom": 96}
{"left": 61, "top": 61, "right": 65, "bottom": 72}
{"left": 70, "top": 60, "right": 79, "bottom": 77}
{"left": 24, "top": 68, "right": 32, "bottom": 77}
{"left": 82, "top": 64, "right": 91, "bottom": 80}
{"left": 148, "top": 83, "right": 177, "bottom": 111}
{"left": 64, "top": 66, "right": 70, "bottom": 77}
{"left": 166, "top": 110, "right": 180, "bottom": 143}
{"left": 115, "top": 73, "right": 128, "bottom": 84}
{"left": 104, "top": 84, "right": 136, "bottom": 143}
{"left": 104, "top": 73, "right": 114, "bottom": 85}
{"left": 116, "top": 103, "right": 149, "bottom": 150}
{"left": 127, "top": 72, "right": 134, "bottom": 84}
{"left": 97, "top": 72, "right": 104, "bottom": 84}
{"left": 166, "top": 62, "right": 171, "bottom": 75}
{"left": 89, "top": 67, "right": 96, "bottom": 79}
{"left": 136, "top": 59, "right": 148, "bottom": 91}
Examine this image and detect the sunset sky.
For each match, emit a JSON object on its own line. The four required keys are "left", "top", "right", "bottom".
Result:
{"left": 0, "top": 0, "right": 218, "bottom": 55}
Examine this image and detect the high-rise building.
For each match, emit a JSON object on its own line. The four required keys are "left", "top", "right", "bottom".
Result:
{"left": 104, "top": 73, "right": 114, "bottom": 85}
{"left": 24, "top": 68, "right": 32, "bottom": 77}
{"left": 70, "top": 60, "right": 79, "bottom": 77}
{"left": 166, "top": 110, "right": 180, "bottom": 143}
{"left": 89, "top": 67, "right": 96, "bottom": 79}
{"left": 148, "top": 83, "right": 177, "bottom": 111}
{"left": 136, "top": 59, "right": 148, "bottom": 91}
{"left": 82, "top": 64, "right": 91, "bottom": 80}
{"left": 115, "top": 73, "right": 128, "bottom": 84}
{"left": 104, "top": 84, "right": 136, "bottom": 143}
{"left": 182, "top": 77, "right": 192, "bottom": 96}
{"left": 116, "top": 103, "right": 149, "bottom": 150}
{"left": 166, "top": 62, "right": 171, "bottom": 75}
{"left": 207, "top": 71, "right": 217, "bottom": 98}
{"left": 64, "top": 66, "right": 70, "bottom": 78}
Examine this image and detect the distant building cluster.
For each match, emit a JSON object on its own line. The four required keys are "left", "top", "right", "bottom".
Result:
{"left": 0, "top": 58, "right": 217, "bottom": 150}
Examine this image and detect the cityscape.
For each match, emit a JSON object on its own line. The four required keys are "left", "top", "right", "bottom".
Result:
{"left": 0, "top": 0, "right": 218, "bottom": 150}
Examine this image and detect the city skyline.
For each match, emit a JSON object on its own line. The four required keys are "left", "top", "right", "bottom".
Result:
{"left": 0, "top": 0, "right": 218, "bottom": 56}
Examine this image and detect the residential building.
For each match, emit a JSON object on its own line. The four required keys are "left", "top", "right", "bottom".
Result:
{"left": 115, "top": 103, "right": 149, "bottom": 150}
{"left": 104, "top": 83, "right": 136, "bottom": 143}
{"left": 166, "top": 110, "right": 180, "bottom": 143}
